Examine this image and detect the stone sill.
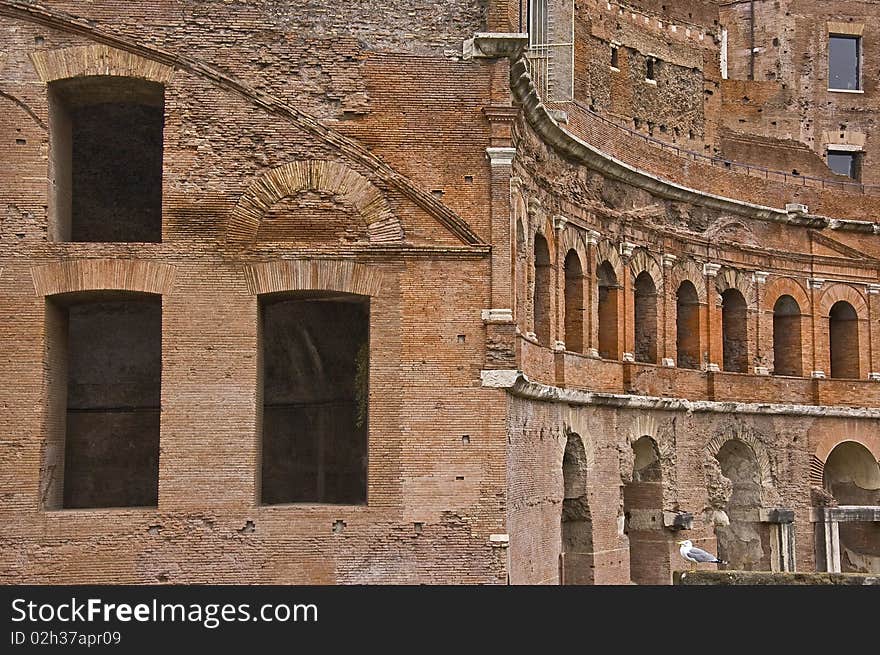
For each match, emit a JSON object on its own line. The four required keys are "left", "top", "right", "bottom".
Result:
{"left": 827, "top": 87, "right": 864, "bottom": 94}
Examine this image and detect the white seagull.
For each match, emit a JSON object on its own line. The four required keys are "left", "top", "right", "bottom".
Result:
{"left": 677, "top": 540, "right": 725, "bottom": 570}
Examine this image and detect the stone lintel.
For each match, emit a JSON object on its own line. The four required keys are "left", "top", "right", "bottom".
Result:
{"left": 486, "top": 146, "right": 516, "bottom": 166}
{"left": 759, "top": 508, "right": 795, "bottom": 524}
{"left": 481, "top": 308, "right": 514, "bottom": 323}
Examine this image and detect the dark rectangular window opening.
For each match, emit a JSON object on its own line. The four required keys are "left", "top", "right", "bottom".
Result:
{"left": 260, "top": 292, "right": 369, "bottom": 505}
{"left": 49, "top": 77, "right": 164, "bottom": 242}
{"left": 827, "top": 150, "right": 861, "bottom": 180}
{"left": 646, "top": 57, "right": 656, "bottom": 81}
{"left": 611, "top": 46, "right": 620, "bottom": 69}
{"left": 47, "top": 292, "right": 162, "bottom": 509}
{"left": 828, "top": 35, "right": 860, "bottom": 90}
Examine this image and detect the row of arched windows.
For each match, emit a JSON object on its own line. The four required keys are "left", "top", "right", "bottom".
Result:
{"left": 528, "top": 238, "right": 864, "bottom": 380}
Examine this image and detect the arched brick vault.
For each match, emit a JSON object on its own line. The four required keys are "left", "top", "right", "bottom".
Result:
{"left": 226, "top": 160, "right": 402, "bottom": 247}
{"left": 669, "top": 258, "right": 707, "bottom": 303}
{"left": 818, "top": 283, "right": 868, "bottom": 317}
{"left": 629, "top": 248, "right": 663, "bottom": 292}
{"left": 715, "top": 266, "right": 757, "bottom": 306}
{"left": 811, "top": 430, "right": 880, "bottom": 488}
{"left": 762, "top": 276, "right": 811, "bottom": 313}
{"left": 705, "top": 427, "right": 776, "bottom": 504}
{"left": 596, "top": 240, "right": 623, "bottom": 278}
{"left": 30, "top": 44, "right": 174, "bottom": 84}
{"left": 31, "top": 259, "right": 177, "bottom": 297}
{"left": 620, "top": 415, "right": 678, "bottom": 509}
{"left": 243, "top": 260, "right": 384, "bottom": 297}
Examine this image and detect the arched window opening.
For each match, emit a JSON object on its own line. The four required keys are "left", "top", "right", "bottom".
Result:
{"left": 823, "top": 442, "right": 880, "bottom": 573}
{"left": 623, "top": 436, "right": 670, "bottom": 584}
{"left": 721, "top": 288, "right": 748, "bottom": 373}
{"left": 597, "top": 261, "right": 619, "bottom": 359}
{"left": 633, "top": 272, "right": 658, "bottom": 364}
{"left": 564, "top": 250, "right": 584, "bottom": 353}
{"left": 49, "top": 76, "right": 164, "bottom": 242}
{"left": 44, "top": 291, "right": 162, "bottom": 509}
{"left": 533, "top": 234, "right": 551, "bottom": 345}
{"left": 772, "top": 295, "right": 802, "bottom": 376}
{"left": 829, "top": 301, "right": 860, "bottom": 379}
{"left": 676, "top": 281, "right": 700, "bottom": 369}
{"left": 260, "top": 292, "right": 369, "bottom": 505}
{"left": 561, "top": 433, "right": 593, "bottom": 585}
{"left": 714, "top": 440, "right": 767, "bottom": 570}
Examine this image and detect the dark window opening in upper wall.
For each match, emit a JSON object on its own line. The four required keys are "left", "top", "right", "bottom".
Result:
{"left": 50, "top": 292, "right": 162, "bottom": 509}
{"left": 49, "top": 76, "right": 164, "bottom": 242}
{"left": 646, "top": 57, "right": 656, "bottom": 81}
{"left": 828, "top": 35, "right": 860, "bottom": 90}
{"left": 827, "top": 150, "right": 861, "bottom": 180}
{"left": 260, "top": 292, "right": 369, "bottom": 505}
{"left": 611, "top": 46, "right": 619, "bottom": 69}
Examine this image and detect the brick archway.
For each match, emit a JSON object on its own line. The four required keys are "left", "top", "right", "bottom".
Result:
{"left": 30, "top": 44, "right": 174, "bottom": 84}
{"left": 226, "top": 160, "right": 402, "bottom": 247}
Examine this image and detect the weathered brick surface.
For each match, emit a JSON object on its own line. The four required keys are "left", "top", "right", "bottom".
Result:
{"left": 3, "top": 1, "right": 880, "bottom": 585}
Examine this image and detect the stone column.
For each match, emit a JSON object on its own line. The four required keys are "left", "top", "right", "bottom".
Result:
{"left": 621, "top": 241, "right": 636, "bottom": 362}
{"left": 660, "top": 254, "right": 677, "bottom": 367}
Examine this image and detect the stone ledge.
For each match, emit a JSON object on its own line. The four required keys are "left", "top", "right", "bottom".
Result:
{"left": 674, "top": 570, "right": 880, "bottom": 585}
{"left": 482, "top": 369, "right": 880, "bottom": 418}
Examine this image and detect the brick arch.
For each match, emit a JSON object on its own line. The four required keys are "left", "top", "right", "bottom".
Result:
{"left": 31, "top": 259, "right": 176, "bottom": 297}
{"left": 596, "top": 240, "right": 623, "bottom": 279}
{"left": 558, "top": 226, "right": 588, "bottom": 268}
{"left": 715, "top": 266, "right": 757, "bottom": 306}
{"left": 762, "top": 276, "right": 811, "bottom": 313}
{"left": 226, "top": 160, "right": 402, "bottom": 247}
{"left": 629, "top": 248, "right": 663, "bottom": 292}
{"left": 622, "top": 415, "right": 677, "bottom": 508}
{"left": 669, "top": 258, "right": 706, "bottom": 303}
{"left": 811, "top": 436, "right": 880, "bottom": 489}
{"left": 30, "top": 44, "right": 174, "bottom": 84}
{"left": 243, "top": 260, "right": 384, "bottom": 297}
{"left": 705, "top": 431, "right": 774, "bottom": 492}
{"left": 818, "top": 283, "right": 868, "bottom": 318}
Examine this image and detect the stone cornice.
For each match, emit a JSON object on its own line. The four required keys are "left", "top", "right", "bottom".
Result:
{"left": 481, "top": 370, "right": 880, "bottom": 419}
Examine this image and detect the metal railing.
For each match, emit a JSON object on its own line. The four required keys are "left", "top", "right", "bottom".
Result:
{"left": 565, "top": 99, "right": 880, "bottom": 196}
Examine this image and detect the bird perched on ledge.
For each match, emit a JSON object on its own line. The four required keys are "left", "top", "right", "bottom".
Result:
{"left": 677, "top": 540, "right": 726, "bottom": 571}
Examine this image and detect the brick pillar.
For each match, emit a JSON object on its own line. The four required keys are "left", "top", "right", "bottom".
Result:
{"left": 621, "top": 242, "right": 635, "bottom": 362}
{"left": 753, "top": 271, "right": 770, "bottom": 374}
{"left": 867, "top": 284, "right": 880, "bottom": 380}
{"left": 484, "top": 106, "right": 519, "bottom": 312}
{"left": 704, "top": 263, "right": 722, "bottom": 370}
{"left": 586, "top": 230, "right": 600, "bottom": 358}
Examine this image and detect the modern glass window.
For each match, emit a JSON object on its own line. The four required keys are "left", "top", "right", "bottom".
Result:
{"left": 827, "top": 150, "right": 861, "bottom": 180}
{"left": 828, "top": 35, "right": 860, "bottom": 90}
